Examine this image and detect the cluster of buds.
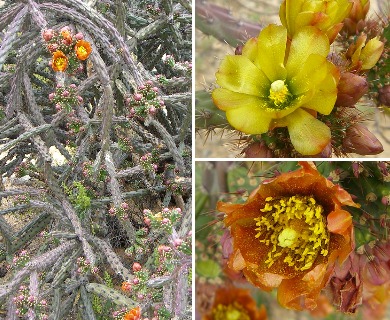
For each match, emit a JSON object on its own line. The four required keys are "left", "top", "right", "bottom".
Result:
{"left": 156, "top": 74, "right": 169, "bottom": 85}
{"left": 76, "top": 256, "right": 98, "bottom": 275}
{"left": 13, "top": 194, "right": 31, "bottom": 205}
{"left": 143, "top": 207, "right": 182, "bottom": 232}
{"left": 145, "top": 4, "right": 161, "bottom": 16}
{"left": 173, "top": 231, "right": 192, "bottom": 255}
{"left": 65, "top": 111, "right": 85, "bottom": 136}
{"left": 12, "top": 250, "right": 30, "bottom": 269}
{"left": 108, "top": 202, "right": 131, "bottom": 220}
{"left": 14, "top": 161, "right": 36, "bottom": 177}
{"left": 162, "top": 54, "right": 192, "bottom": 74}
{"left": 342, "top": 0, "right": 370, "bottom": 35}
{"left": 81, "top": 161, "right": 109, "bottom": 182}
{"left": 13, "top": 285, "right": 48, "bottom": 319}
{"left": 126, "top": 81, "right": 165, "bottom": 118}
{"left": 164, "top": 176, "right": 187, "bottom": 195}
{"left": 112, "top": 307, "right": 129, "bottom": 320}
{"left": 130, "top": 263, "right": 149, "bottom": 301}
{"left": 117, "top": 137, "right": 133, "bottom": 152}
{"left": 125, "top": 228, "right": 151, "bottom": 258}
{"left": 140, "top": 153, "right": 158, "bottom": 173}
{"left": 42, "top": 27, "right": 92, "bottom": 73}
{"left": 49, "top": 84, "right": 83, "bottom": 113}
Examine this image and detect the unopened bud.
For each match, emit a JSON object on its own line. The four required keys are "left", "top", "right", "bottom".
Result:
{"left": 243, "top": 141, "right": 273, "bottom": 158}
{"left": 235, "top": 45, "right": 243, "bottom": 55}
{"left": 343, "top": 0, "right": 370, "bottom": 35}
{"left": 336, "top": 72, "right": 368, "bottom": 106}
{"left": 343, "top": 123, "right": 383, "bottom": 155}
{"left": 378, "top": 85, "right": 390, "bottom": 107}
{"left": 314, "top": 141, "right": 332, "bottom": 158}
{"left": 360, "top": 37, "right": 384, "bottom": 70}
{"left": 42, "top": 29, "right": 54, "bottom": 41}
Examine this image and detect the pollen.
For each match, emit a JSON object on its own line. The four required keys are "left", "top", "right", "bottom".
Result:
{"left": 254, "top": 195, "right": 330, "bottom": 271}
{"left": 268, "top": 80, "right": 290, "bottom": 107}
{"left": 213, "top": 302, "right": 250, "bottom": 320}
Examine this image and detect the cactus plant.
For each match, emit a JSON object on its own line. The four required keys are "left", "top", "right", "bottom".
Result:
{"left": 0, "top": 0, "right": 192, "bottom": 319}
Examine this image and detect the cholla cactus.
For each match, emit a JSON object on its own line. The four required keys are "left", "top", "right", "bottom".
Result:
{"left": 0, "top": 0, "right": 192, "bottom": 319}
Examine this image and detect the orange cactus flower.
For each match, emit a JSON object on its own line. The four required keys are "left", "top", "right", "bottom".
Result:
{"left": 75, "top": 40, "right": 92, "bottom": 60}
{"left": 123, "top": 306, "right": 141, "bottom": 320}
{"left": 202, "top": 287, "right": 267, "bottom": 320}
{"left": 51, "top": 51, "right": 68, "bottom": 72}
{"left": 217, "top": 162, "right": 359, "bottom": 311}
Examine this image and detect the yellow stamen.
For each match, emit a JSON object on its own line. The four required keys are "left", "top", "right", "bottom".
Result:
{"left": 213, "top": 303, "right": 250, "bottom": 320}
{"left": 255, "top": 195, "right": 330, "bottom": 271}
{"left": 269, "top": 80, "right": 290, "bottom": 107}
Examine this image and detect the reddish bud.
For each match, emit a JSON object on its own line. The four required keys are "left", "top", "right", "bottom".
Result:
{"left": 134, "top": 93, "right": 143, "bottom": 101}
{"left": 343, "top": 124, "right": 383, "bottom": 155}
{"left": 49, "top": 93, "right": 55, "bottom": 101}
{"left": 336, "top": 72, "right": 368, "bottom": 106}
{"left": 75, "top": 32, "right": 84, "bottom": 40}
{"left": 132, "top": 262, "right": 142, "bottom": 272}
{"left": 42, "top": 29, "right": 54, "bottom": 41}
{"left": 343, "top": 0, "right": 370, "bottom": 35}
{"left": 243, "top": 141, "right": 273, "bottom": 158}
{"left": 235, "top": 45, "right": 243, "bottom": 55}
{"left": 378, "top": 85, "right": 390, "bottom": 107}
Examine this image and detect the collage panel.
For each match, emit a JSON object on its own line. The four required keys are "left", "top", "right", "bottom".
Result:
{"left": 195, "top": 0, "right": 390, "bottom": 158}
{"left": 195, "top": 161, "right": 390, "bottom": 320}
{"left": 0, "top": 0, "right": 192, "bottom": 319}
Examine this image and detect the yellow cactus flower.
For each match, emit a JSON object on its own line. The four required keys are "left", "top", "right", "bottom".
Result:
{"left": 212, "top": 24, "right": 340, "bottom": 155}
{"left": 279, "top": 0, "right": 353, "bottom": 43}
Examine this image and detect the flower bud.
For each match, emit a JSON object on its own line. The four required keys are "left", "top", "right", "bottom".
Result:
{"left": 343, "top": 0, "right": 370, "bottom": 35}
{"left": 75, "top": 32, "right": 84, "bottom": 40}
{"left": 42, "top": 29, "right": 54, "bottom": 41}
{"left": 336, "top": 72, "right": 368, "bottom": 106}
{"left": 235, "top": 45, "right": 243, "bottom": 55}
{"left": 132, "top": 262, "right": 142, "bottom": 272}
{"left": 243, "top": 141, "right": 273, "bottom": 158}
{"left": 343, "top": 123, "right": 383, "bottom": 155}
{"left": 360, "top": 37, "right": 384, "bottom": 70}
{"left": 49, "top": 93, "right": 55, "bottom": 101}
{"left": 134, "top": 93, "right": 143, "bottom": 101}
{"left": 378, "top": 85, "right": 390, "bottom": 107}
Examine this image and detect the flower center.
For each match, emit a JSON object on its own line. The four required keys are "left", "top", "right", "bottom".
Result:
{"left": 55, "top": 57, "right": 66, "bottom": 68}
{"left": 268, "top": 80, "right": 291, "bottom": 108}
{"left": 212, "top": 303, "right": 250, "bottom": 320}
{"left": 78, "top": 46, "right": 87, "bottom": 55}
{"left": 254, "top": 195, "right": 330, "bottom": 271}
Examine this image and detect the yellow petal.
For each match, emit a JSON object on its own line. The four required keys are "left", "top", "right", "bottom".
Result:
{"left": 288, "top": 54, "right": 328, "bottom": 95}
{"left": 242, "top": 37, "right": 260, "bottom": 68}
{"left": 285, "top": 108, "right": 331, "bottom": 155}
{"left": 216, "top": 55, "right": 270, "bottom": 96}
{"left": 280, "top": 0, "right": 305, "bottom": 36}
{"left": 225, "top": 104, "right": 273, "bottom": 134}
{"left": 257, "top": 24, "right": 287, "bottom": 82}
{"left": 301, "top": 62, "right": 339, "bottom": 115}
{"left": 286, "top": 26, "right": 330, "bottom": 78}
{"left": 212, "top": 88, "right": 270, "bottom": 111}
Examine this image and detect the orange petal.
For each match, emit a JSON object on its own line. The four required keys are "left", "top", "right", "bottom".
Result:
{"left": 327, "top": 209, "right": 352, "bottom": 234}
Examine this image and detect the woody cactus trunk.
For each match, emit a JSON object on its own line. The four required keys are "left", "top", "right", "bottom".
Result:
{"left": 0, "top": 0, "right": 192, "bottom": 319}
